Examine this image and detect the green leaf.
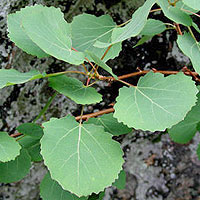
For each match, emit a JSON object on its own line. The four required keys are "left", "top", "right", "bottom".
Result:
{"left": 0, "top": 132, "right": 21, "bottom": 162}
{"left": 19, "top": 136, "right": 43, "bottom": 162}
{"left": 88, "top": 192, "right": 105, "bottom": 200}
{"left": 114, "top": 72, "right": 198, "bottom": 131}
{"left": 112, "top": 170, "right": 126, "bottom": 190}
{"left": 41, "top": 115, "right": 124, "bottom": 197}
{"left": 21, "top": 5, "right": 85, "bottom": 65}
{"left": 176, "top": 1, "right": 199, "bottom": 14}
{"left": 7, "top": 10, "right": 48, "bottom": 58}
{"left": 133, "top": 35, "right": 152, "bottom": 48}
{"left": 140, "top": 19, "right": 166, "bottom": 36}
{"left": 197, "top": 143, "right": 200, "bottom": 160}
{"left": 85, "top": 113, "right": 132, "bottom": 136}
{"left": 182, "top": 0, "right": 200, "bottom": 11}
{"left": 86, "top": 51, "right": 117, "bottom": 79}
{"left": 71, "top": 13, "right": 121, "bottom": 62}
{"left": 0, "top": 69, "right": 44, "bottom": 89}
{"left": 177, "top": 32, "right": 200, "bottom": 74}
{"left": 157, "top": 0, "right": 192, "bottom": 26}
{"left": 49, "top": 75, "right": 102, "bottom": 105}
{"left": 17, "top": 123, "right": 44, "bottom": 139}
{"left": 192, "top": 22, "right": 200, "bottom": 34}
{"left": 98, "top": 192, "right": 105, "bottom": 200}
{"left": 40, "top": 172, "right": 87, "bottom": 200}
{"left": 168, "top": 92, "right": 200, "bottom": 144}
{"left": 94, "top": 0, "right": 156, "bottom": 48}
{"left": 0, "top": 149, "right": 31, "bottom": 183}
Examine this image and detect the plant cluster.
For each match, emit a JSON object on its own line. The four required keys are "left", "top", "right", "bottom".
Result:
{"left": 1, "top": 0, "right": 200, "bottom": 199}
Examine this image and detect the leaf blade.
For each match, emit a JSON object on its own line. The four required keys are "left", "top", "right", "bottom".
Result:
{"left": 0, "top": 69, "right": 44, "bottom": 89}
{"left": 72, "top": 13, "right": 121, "bottom": 62}
{"left": 177, "top": 32, "right": 200, "bottom": 74}
{"left": 157, "top": 0, "right": 192, "bottom": 26}
{"left": 94, "top": 0, "right": 156, "bottom": 47}
{"left": 0, "top": 132, "right": 21, "bottom": 162}
{"left": 168, "top": 92, "right": 200, "bottom": 144}
{"left": 40, "top": 172, "right": 87, "bottom": 200}
{"left": 41, "top": 115, "right": 124, "bottom": 197}
{"left": 19, "top": 136, "right": 43, "bottom": 162}
{"left": 85, "top": 113, "right": 132, "bottom": 136}
{"left": 16, "top": 123, "right": 44, "bottom": 139}
{"left": 182, "top": 0, "right": 200, "bottom": 11}
{"left": 49, "top": 75, "right": 102, "bottom": 105}
{"left": 7, "top": 11, "right": 48, "bottom": 58}
{"left": 114, "top": 72, "right": 198, "bottom": 131}
{"left": 21, "top": 5, "right": 85, "bottom": 65}
{"left": 0, "top": 149, "right": 31, "bottom": 183}
{"left": 112, "top": 170, "right": 126, "bottom": 190}
{"left": 86, "top": 51, "right": 117, "bottom": 79}
{"left": 140, "top": 19, "right": 166, "bottom": 36}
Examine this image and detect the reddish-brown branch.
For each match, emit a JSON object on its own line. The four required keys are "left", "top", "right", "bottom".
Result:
{"left": 181, "top": 8, "right": 200, "bottom": 18}
{"left": 182, "top": 66, "right": 200, "bottom": 82}
{"left": 10, "top": 69, "right": 200, "bottom": 138}
{"left": 10, "top": 132, "right": 22, "bottom": 138}
{"left": 174, "top": 23, "right": 183, "bottom": 35}
{"left": 11, "top": 108, "right": 115, "bottom": 138}
{"left": 101, "top": 45, "right": 112, "bottom": 60}
{"left": 75, "top": 107, "right": 114, "bottom": 121}
{"left": 99, "top": 70, "right": 199, "bottom": 81}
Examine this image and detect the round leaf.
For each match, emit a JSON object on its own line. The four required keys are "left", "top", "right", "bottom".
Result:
{"left": 41, "top": 115, "right": 124, "bottom": 197}
{"left": 114, "top": 72, "right": 198, "bottom": 131}
{"left": 7, "top": 10, "right": 48, "bottom": 58}
{"left": 0, "top": 132, "right": 21, "bottom": 162}
{"left": 0, "top": 149, "right": 31, "bottom": 183}
{"left": 177, "top": 32, "right": 200, "bottom": 75}
{"left": 40, "top": 172, "right": 87, "bottom": 200}
{"left": 157, "top": 0, "right": 192, "bottom": 26}
{"left": 112, "top": 170, "right": 126, "bottom": 190}
{"left": 85, "top": 113, "right": 132, "bottom": 136}
{"left": 94, "top": 0, "right": 156, "bottom": 47}
{"left": 71, "top": 13, "right": 121, "bottom": 62}
{"left": 168, "top": 92, "right": 200, "bottom": 144}
{"left": 21, "top": 5, "right": 85, "bottom": 65}
{"left": 140, "top": 19, "right": 166, "bottom": 36}
{"left": 19, "top": 136, "right": 43, "bottom": 162}
{"left": 0, "top": 69, "right": 44, "bottom": 89}
{"left": 182, "top": 0, "right": 200, "bottom": 11}
{"left": 17, "top": 123, "right": 44, "bottom": 139}
{"left": 49, "top": 75, "right": 102, "bottom": 105}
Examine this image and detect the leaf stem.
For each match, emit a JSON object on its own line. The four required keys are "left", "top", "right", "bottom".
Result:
{"left": 75, "top": 107, "right": 114, "bottom": 121}
{"left": 82, "top": 63, "right": 89, "bottom": 74}
{"left": 79, "top": 105, "right": 85, "bottom": 124}
{"left": 118, "top": 19, "right": 131, "bottom": 27}
{"left": 188, "top": 26, "right": 197, "bottom": 42}
{"left": 11, "top": 107, "right": 115, "bottom": 138}
{"left": 99, "top": 69, "right": 199, "bottom": 81}
{"left": 33, "top": 92, "right": 57, "bottom": 123}
{"left": 150, "top": 8, "right": 162, "bottom": 13}
{"left": 117, "top": 79, "right": 135, "bottom": 87}
{"left": 181, "top": 8, "right": 200, "bottom": 18}
{"left": 45, "top": 70, "right": 86, "bottom": 78}
{"left": 174, "top": 23, "right": 183, "bottom": 35}
{"left": 101, "top": 45, "right": 112, "bottom": 60}
{"left": 117, "top": 8, "right": 162, "bottom": 28}
{"left": 16, "top": 135, "right": 25, "bottom": 141}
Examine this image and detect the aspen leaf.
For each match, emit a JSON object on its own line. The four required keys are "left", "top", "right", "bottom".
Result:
{"left": 41, "top": 115, "right": 124, "bottom": 197}
{"left": 114, "top": 72, "right": 198, "bottom": 131}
